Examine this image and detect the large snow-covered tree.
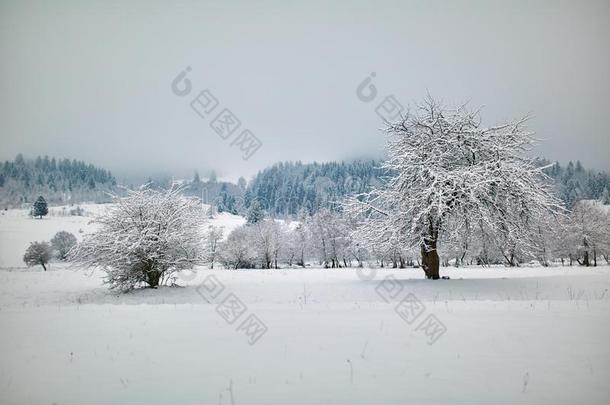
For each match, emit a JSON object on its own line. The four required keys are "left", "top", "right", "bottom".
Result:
{"left": 349, "top": 96, "right": 563, "bottom": 278}
{"left": 69, "top": 187, "right": 206, "bottom": 290}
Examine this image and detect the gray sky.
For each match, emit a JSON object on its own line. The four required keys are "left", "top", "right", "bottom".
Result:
{"left": 1, "top": 0, "right": 609, "bottom": 181}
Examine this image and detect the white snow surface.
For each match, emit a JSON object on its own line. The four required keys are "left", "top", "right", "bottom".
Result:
{"left": 0, "top": 265, "right": 609, "bottom": 404}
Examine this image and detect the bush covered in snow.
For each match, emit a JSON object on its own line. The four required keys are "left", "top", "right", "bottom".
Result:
{"left": 69, "top": 187, "right": 206, "bottom": 291}
{"left": 50, "top": 231, "right": 77, "bottom": 261}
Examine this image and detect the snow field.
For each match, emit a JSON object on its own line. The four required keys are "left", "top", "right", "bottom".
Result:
{"left": 0, "top": 266, "right": 609, "bottom": 404}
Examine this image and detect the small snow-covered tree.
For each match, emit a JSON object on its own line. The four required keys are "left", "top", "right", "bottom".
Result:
{"left": 286, "top": 222, "right": 308, "bottom": 267}
{"left": 50, "top": 231, "right": 77, "bottom": 260}
{"left": 23, "top": 241, "right": 52, "bottom": 271}
{"left": 219, "top": 226, "right": 256, "bottom": 269}
{"left": 205, "top": 225, "right": 224, "bottom": 269}
{"left": 348, "top": 96, "right": 563, "bottom": 278}
{"left": 565, "top": 200, "right": 610, "bottom": 266}
{"left": 69, "top": 187, "right": 206, "bottom": 291}
{"left": 308, "top": 209, "right": 350, "bottom": 268}
{"left": 247, "top": 219, "right": 287, "bottom": 269}
{"left": 247, "top": 200, "right": 265, "bottom": 224}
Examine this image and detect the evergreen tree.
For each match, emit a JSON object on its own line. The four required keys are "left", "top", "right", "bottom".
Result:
{"left": 32, "top": 196, "right": 48, "bottom": 219}
{"left": 601, "top": 187, "right": 610, "bottom": 205}
{"left": 216, "top": 183, "right": 237, "bottom": 214}
{"left": 247, "top": 200, "right": 265, "bottom": 224}
{"left": 237, "top": 176, "right": 247, "bottom": 191}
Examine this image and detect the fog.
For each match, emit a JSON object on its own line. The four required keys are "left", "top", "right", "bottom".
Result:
{"left": 1, "top": 0, "right": 609, "bottom": 181}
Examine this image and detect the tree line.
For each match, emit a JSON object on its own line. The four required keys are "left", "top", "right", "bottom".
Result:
{"left": 196, "top": 158, "right": 610, "bottom": 219}
{"left": 0, "top": 154, "right": 117, "bottom": 207}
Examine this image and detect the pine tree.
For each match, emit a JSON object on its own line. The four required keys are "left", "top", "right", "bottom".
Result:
{"left": 32, "top": 196, "right": 48, "bottom": 219}
{"left": 247, "top": 200, "right": 265, "bottom": 224}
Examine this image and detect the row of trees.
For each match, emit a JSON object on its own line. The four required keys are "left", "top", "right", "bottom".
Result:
{"left": 66, "top": 182, "right": 609, "bottom": 291}
{"left": 215, "top": 201, "right": 610, "bottom": 272}
{"left": 23, "top": 231, "right": 77, "bottom": 271}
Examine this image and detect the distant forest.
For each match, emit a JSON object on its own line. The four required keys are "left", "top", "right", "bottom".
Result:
{"left": 2, "top": 154, "right": 608, "bottom": 212}
{"left": 242, "top": 160, "right": 385, "bottom": 216}
{"left": 202, "top": 159, "right": 610, "bottom": 217}
{"left": 538, "top": 159, "right": 610, "bottom": 207}
{"left": 0, "top": 154, "right": 117, "bottom": 207}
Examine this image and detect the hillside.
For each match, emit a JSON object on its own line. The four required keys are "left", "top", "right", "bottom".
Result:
{"left": 243, "top": 160, "right": 385, "bottom": 216}
{"left": 0, "top": 154, "right": 118, "bottom": 207}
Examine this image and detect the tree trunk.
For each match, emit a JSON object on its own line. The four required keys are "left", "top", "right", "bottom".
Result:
{"left": 146, "top": 269, "right": 161, "bottom": 288}
{"left": 421, "top": 242, "right": 440, "bottom": 280}
{"left": 583, "top": 238, "right": 590, "bottom": 266}
{"left": 583, "top": 250, "right": 589, "bottom": 266}
{"left": 41, "top": 262, "right": 47, "bottom": 271}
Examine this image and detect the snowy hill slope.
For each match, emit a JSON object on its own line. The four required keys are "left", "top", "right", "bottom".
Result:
{"left": 0, "top": 204, "right": 246, "bottom": 268}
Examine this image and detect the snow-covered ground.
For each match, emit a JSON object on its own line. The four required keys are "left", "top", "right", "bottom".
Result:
{"left": 0, "top": 265, "right": 609, "bottom": 404}
{"left": 0, "top": 204, "right": 101, "bottom": 268}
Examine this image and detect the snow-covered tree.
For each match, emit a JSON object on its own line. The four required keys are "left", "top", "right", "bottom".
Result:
{"left": 250, "top": 219, "right": 287, "bottom": 269}
{"left": 285, "top": 209, "right": 310, "bottom": 267}
{"left": 69, "top": 187, "right": 206, "bottom": 291}
{"left": 246, "top": 200, "right": 265, "bottom": 224}
{"left": 565, "top": 200, "right": 610, "bottom": 266}
{"left": 23, "top": 241, "right": 52, "bottom": 271}
{"left": 219, "top": 226, "right": 256, "bottom": 269}
{"left": 205, "top": 225, "right": 224, "bottom": 269}
{"left": 308, "top": 209, "right": 350, "bottom": 267}
{"left": 348, "top": 96, "right": 563, "bottom": 278}
{"left": 50, "top": 231, "right": 77, "bottom": 260}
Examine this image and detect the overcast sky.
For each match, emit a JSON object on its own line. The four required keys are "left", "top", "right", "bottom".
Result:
{"left": 1, "top": 0, "right": 609, "bottom": 181}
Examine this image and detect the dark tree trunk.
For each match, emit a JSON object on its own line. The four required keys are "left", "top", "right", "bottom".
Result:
{"left": 583, "top": 238, "right": 590, "bottom": 266}
{"left": 146, "top": 269, "right": 161, "bottom": 288}
{"left": 421, "top": 241, "right": 440, "bottom": 280}
{"left": 41, "top": 262, "right": 47, "bottom": 271}
{"left": 583, "top": 250, "right": 589, "bottom": 266}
